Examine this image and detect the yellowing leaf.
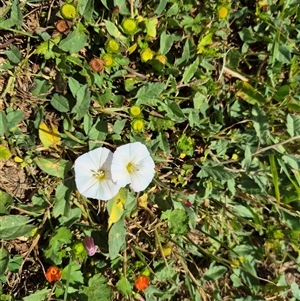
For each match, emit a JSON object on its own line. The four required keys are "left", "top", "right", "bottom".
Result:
{"left": 197, "top": 33, "right": 213, "bottom": 54}
{"left": 145, "top": 18, "right": 158, "bottom": 39}
{"left": 107, "top": 189, "right": 126, "bottom": 229}
{"left": 127, "top": 43, "right": 137, "bottom": 55}
{"left": 138, "top": 193, "right": 148, "bottom": 208}
{"left": 0, "top": 145, "right": 11, "bottom": 160}
{"left": 39, "top": 122, "right": 61, "bottom": 148}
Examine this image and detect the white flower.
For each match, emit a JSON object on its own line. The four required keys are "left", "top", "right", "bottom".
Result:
{"left": 74, "top": 147, "right": 120, "bottom": 200}
{"left": 111, "top": 142, "right": 155, "bottom": 192}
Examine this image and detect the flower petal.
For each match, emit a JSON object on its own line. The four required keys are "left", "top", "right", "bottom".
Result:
{"left": 74, "top": 147, "right": 121, "bottom": 200}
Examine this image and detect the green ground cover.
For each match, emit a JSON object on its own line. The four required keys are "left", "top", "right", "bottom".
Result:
{"left": 0, "top": 0, "right": 300, "bottom": 300}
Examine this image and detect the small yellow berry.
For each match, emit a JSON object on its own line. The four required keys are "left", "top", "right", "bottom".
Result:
{"left": 101, "top": 53, "right": 114, "bottom": 67}
{"left": 129, "top": 105, "right": 141, "bottom": 117}
{"left": 122, "top": 18, "right": 138, "bottom": 35}
{"left": 140, "top": 48, "right": 154, "bottom": 62}
{"left": 105, "top": 38, "right": 120, "bottom": 54}
{"left": 132, "top": 119, "right": 145, "bottom": 132}
{"left": 60, "top": 3, "right": 77, "bottom": 20}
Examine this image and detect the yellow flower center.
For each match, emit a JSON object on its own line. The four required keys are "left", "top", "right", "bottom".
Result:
{"left": 122, "top": 18, "right": 138, "bottom": 34}
{"left": 106, "top": 39, "right": 120, "bottom": 53}
{"left": 93, "top": 169, "right": 106, "bottom": 181}
{"left": 126, "top": 162, "right": 137, "bottom": 173}
{"left": 132, "top": 119, "right": 145, "bottom": 132}
{"left": 130, "top": 106, "right": 141, "bottom": 117}
{"left": 140, "top": 48, "right": 154, "bottom": 62}
{"left": 102, "top": 53, "right": 114, "bottom": 67}
{"left": 218, "top": 6, "right": 229, "bottom": 19}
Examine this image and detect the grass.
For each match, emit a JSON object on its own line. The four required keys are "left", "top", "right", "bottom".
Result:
{"left": 1, "top": 0, "right": 300, "bottom": 300}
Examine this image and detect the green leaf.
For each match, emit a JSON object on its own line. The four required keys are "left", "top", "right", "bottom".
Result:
{"left": 50, "top": 93, "right": 70, "bottom": 113}
{"left": 23, "top": 288, "right": 51, "bottom": 301}
{"left": 252, "top": 105, "right": 269, "bottom": 144}
{"left": 5, "top": 44, "right": 22, "bottom": 64}
{"left": 78, "top": 0, "right": 94, "bottom": 21}
{"left": 182, "top": 57, "right": 199, "bottom": 84}
{"left": 159, "top": 31, "right": 178, "bottom": 55}
{"left": 168, "top": 209, "right": 188, "bottom": 235}
{"left": 136, "top": 83, "right": 165, "bottom": 105}
{"left": 155, "top": 0, "right": 168, "bottom": 14}
{"left": 59, "top": 25, "right": 88, "bottom": 54}
{"left": 116, "top": 276, "right": 132, "bottom": 297}
{"left": 276, "top": 45, "right": 291, "bottom": 64}
{"left": 114, "top": 0, "right": 130, "bottom": 15}
{"left": 6, "top": 109, "right": 24, "bottom": 129}
{"left": 34, "top": 157, "right": 72, "bottom": 179}
{"left": 0, "top": 247, "right": 9, "bottom": 275}
{"left": 104, "top": 20, "right": 127, "bottom": 42}
{"left": 197, "top": 163, "right": 237, "bottom": 181}
{"left": 44, "top": 227, "right": 72, "bottom": 264}
{"left": 68, "top": 77, "right": 81, "bottom": 98}
{"left": 287, "top": 114, "right": 300, "bottom": 137}
{"left": 71, "top": 84, "right": 91, "bottom": 120}
{"left": 0, "top": 215, "right": 35, "bottom": 240}
{"left": 282, "top": 154, "right": 300, "bottom": 170}
{"left": 62, "top": 262, "right": 84, "bottom": 285}
{"left": 109, "top": 218, "right": 126, "bottom": 260}
{"left": 80, "top": 274, "right": 113, "bottom": 301}
{"left": 203, "top": 265, "right": 227, "bottom": 282}
{"left": 0, "top": 190, "right": 13, "bottom": 214}
{"left": 0, "top": 112, "right": 8, "bottom": 136}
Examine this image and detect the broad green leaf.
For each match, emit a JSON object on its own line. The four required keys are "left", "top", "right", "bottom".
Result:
{"left": 80, "top": 274, "right": 113, "bottom": 301}
{"left": 104, "top": 20, "right": 127, "bottom": 42}
{"left": 155, "top": 0, "right": 167, "bottom": 14}
{"left": 50, "top": 94, "right": 70, "bottom": 113}
{"left": 182, "top": 57, "right": 199, "bottom": 84}
{"left": 0, "top": 215, "right": 35, "bottom": 240}
{"left": 23, "top": 288, "right": 51, "bottom": 301}
{"left": 38, "top": 122, "right": 61, "bottom": 148}
{"left": 168, "top": 209, "right": 188, "bottom": 235}
{"left": 287, "top": 114, "right": 300, "bottom": 137}
{"left": 53, "top": 181, "right": 73, "bottom": 218}
{"left": 159, "top": 31, "right": 180, "bottom": 55}
{"left": 0, "top": 145, "right": 11, "bottom": 160}
{"left": 252, "top": 105, "right": 269, "bottom": 144}
{"left": 44, "top": 227, "right": 72, "bottom": 264}
{"left": 276, "top": 45, "right": 291, "bottom": 64}
{"left": 5, "top": 44, "right": 22, "bottom": 64}
{"left": 59, "top": 25, "right": 88, "bottom": 54}
{"left": 72, "top": 84, "right": 91, "bottom": 120}
{"left": 197, "top": 163, "right": 237, "bottom": 181}
{"left": 236, "top": 82, "right": 266, "bottom": 105}
{"left": 62, "top": 262, "right": 84, "bottom": 285}
{"left": 282, "top": 154, "right": 300, "bottom": 170}
{"left": 0, "top": 247, "right": 9, "bottom": 275}
{"left": 109, "top": 218, "right": 126, "bottom": 260}
{"left": 78, "top": 0, "right": 94, "bottom": 21}
{"left": 0, "top": 190, "right": 13, "bottom": 214}
{"left": 6, "top": 109, "right": 24, "bottom": 129}
{"left": 114, "top": 0, "right": 130, "bottom": 15}
{"left": 116, "top": 276, "right": 132, "bottom": 297}
{"left": 68, "top": 77, "right": 81, "bottom": 98}
{"left": 107, "top": 189, "right": 126, "bottom": 229}
{"left": 136, "top": 83, "right": 165, "bottom": 105}
{"left": 34, "top": 157, "right": 71, "bottom": 179}
{"left": 203, "top": 265, "right": 227, "bottom": 282}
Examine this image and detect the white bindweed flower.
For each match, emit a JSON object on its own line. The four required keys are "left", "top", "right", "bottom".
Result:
{"left": 74, "top": 147, "right": 120, "bottom": 200}
{"left": 111, "top": 142, "right": 155, "bottom": 192}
